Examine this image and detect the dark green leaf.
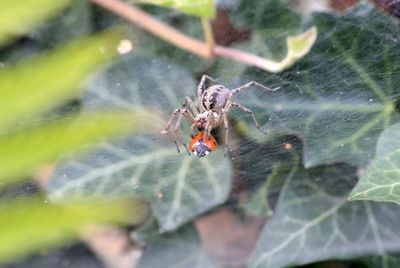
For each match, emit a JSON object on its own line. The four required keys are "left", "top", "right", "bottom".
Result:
{"left": 234, "top": 4, "right": 400, "bottom": 167}
{"left": 249, "top": 163, "right": 400, "bottom": 268}
{"left": 30, "top": 1, "right": 92, "bottom": 47}
{"left": 48, "top": 54, "right": 233, "bottom": 231}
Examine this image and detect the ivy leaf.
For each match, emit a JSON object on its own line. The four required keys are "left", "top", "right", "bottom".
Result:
{"left": 0, "top": 0, "right": 71, "bottom": 45}
{"left": 48, "top": 54, "right": 232, "bottom": 231}
{"left": 133, "top": 0, "right": 215, "bottom": 18}
{"left": 137, "top": 225, "right": 216, "bottom": 268}
{"left": 0, "top": 196, "right": 148, "bottom": 263}
{"left": 349, "top": 123, "right": 400, "bottom": 203}
{"left": 235, "top": 3, "right": 400, "bottom": 167}
{"left": 249, "top": 163, "right": 400, "bottom": 268}
{"left": 30, "top": 1, "right": 92, "bottom": 47}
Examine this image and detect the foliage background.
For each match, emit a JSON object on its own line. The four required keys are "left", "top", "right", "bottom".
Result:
{"left": 2, "top": 0, "right": 400, "bottom": 268}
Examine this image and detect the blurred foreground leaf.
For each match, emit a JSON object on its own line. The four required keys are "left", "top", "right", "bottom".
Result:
{"left": 0, "top": 110, "right": 157, "bottom": 185}
{"left": 349, "top": 123, "right": 400, "bottom": 203}
{"left": 48, "top": 54, "right": 232, "bottom": 231}
{"left": 0, "top": 29, "right": 126, "bottom": 130}
{"left": 0, "top": 197, "right": 148, "bottom": 263}
{"left": 249, "top": 163, "right": 400, "bottom": 268}
{"left": 134, "top": 0, "right": 215, "bottom": 18}
{"left": 0, "top": 0, "right": 71, "bottom": 45}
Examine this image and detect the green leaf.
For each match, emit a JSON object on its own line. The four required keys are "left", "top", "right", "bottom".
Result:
{"left": 0, "top": 29, "right": 127, "bottom": 130}
{"left": 234, "top": 3, "right": 400, "bottom": 167}
{"left": 0, "top": 110, "right": 156, "bottom": 185}
{"left": 0, "top": 0, "right": 72, "bottom": 45}
{"left": 349, "top": 123, "right": 400, "bottom": 203}
{"left": 48, "top": 54, "right": 232, "bottom": 231}
{"left": 134, "top": 0, "right": 215, "bottom": 18}
{"left": 0, "top": 196, "right": 148, "bottom": 263}
{"left": 137, "top": 225, "right": 216, "bottom": 268}
{"left": 249, "top": 163, "right": 400, "bottom": 268}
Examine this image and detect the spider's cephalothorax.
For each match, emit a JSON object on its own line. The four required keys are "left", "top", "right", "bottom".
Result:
{"left": 161, "top": 75, "right": 279, "bottom": 156}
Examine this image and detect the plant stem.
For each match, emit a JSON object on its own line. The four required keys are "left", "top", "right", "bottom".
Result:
{"left": 200, "top": 17, "right": 215, "bottom": 57}
{"left": 91, "top": 0, "right": 212, "bottom": 58}
{"left": 90, "top": 0, "right": 307, "bottom": 72}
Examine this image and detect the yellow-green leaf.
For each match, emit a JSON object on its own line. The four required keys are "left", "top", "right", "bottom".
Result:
{"left": 134, "top": 0, "right": 215, "bottom": 18}
{"left": 0, "top": 110, "right": 158, "bottom": 185}
{"left": 0, "top": 0, "right": 72, "bottom": 45}
{"left": 0, "top": 29, "right": 128, "bottom": 130}
{"left": 0, "top": 196, "right": 149, "bottom": 263}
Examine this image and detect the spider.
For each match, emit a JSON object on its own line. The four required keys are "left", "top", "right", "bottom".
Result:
{"left": 161, "top": 75, "right": 279, "bottom": 156}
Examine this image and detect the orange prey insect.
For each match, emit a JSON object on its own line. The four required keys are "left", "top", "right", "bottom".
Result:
{"left": 189, "top": 132, "right": 217, "bottom": 157}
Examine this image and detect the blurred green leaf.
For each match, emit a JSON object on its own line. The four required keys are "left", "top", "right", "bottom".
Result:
{"left": 0, "top": 196, "right": 148, "bottom": 263}
{"left": 0, "top": 110, "right": 157, "bottom": 185}
{"left": 137, "top": 225, "right": 216, "bottom": 268}
{"left": 48, "top": 54, "right": 232, "bottom": 231}
{"left": 0, "top": 0, "right": 72, "bottom": 45}
{"left": 349, "top": 123, "right": 400, "bottom": 203}
{"left": 249, "top": 163, "right": 400, "bottom": 268}
{"left": 0, "top": 29, "right": 127, "bottom": 130}
{"left": 134, "top": 0, "right": 215, "bottom": 18}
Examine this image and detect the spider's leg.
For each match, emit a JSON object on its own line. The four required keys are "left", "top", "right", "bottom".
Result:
{"left": 183, "top": 97, "right": 199, "bottom": 116}
{"left": 190, "top": 123, "right": 197, "bottom": 138}
{"left": 162, "top": 108, "right": 184, "bottom": 153}
{"left": 230, "top": 102, "right": 268, "bottom": 135}
{"left": 230, "top": 81, "right": 280, "bottom": 97}
{"left": 221, "top": 109, "right": 230, "bottom": 157}
{"left": 197, "top": 75, "right": 217, "bottom": 100}
{"left": 174, "top": 109, "right": 191, "bottom": 155}
{"left": 205, "top": 112, "right": 214, "bottom": 137}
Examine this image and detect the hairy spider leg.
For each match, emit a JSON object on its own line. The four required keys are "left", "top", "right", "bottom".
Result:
{"left": 230, "top": 81, "right": 280, "bottom": 97}
{"left": 163, "top": 108, "right": 192, "bottom": 154}
{"left": 230, "top": 102, "right": 268, "bottom": 135}
{"left": 197, "top": 74, "right": 217, "bottom": 103}
{"left": 205, "top": 111, "right": 215, "bottom": 137}
{"left": 173, "top": 110, "right": 191, "bottom": 155}
{"left": 183, "top": 96, "right": 199, "bottom": 116}
{"left": 221, "top": 109, "right": 230, "bottom": 157}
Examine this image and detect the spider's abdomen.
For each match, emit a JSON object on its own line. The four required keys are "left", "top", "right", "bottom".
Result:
{"left": 201, "top": 85, "right": 230, "bottom": 111}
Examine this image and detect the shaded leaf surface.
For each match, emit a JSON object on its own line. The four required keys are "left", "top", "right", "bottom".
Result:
{"left": 349, "top": 123, "right": 400, "bottom": 203}
{"left": 231, "top": 4, "right": 400, "bottom": 167}
{"left": 30, "top": 1, "right": 92, "bottom": 47}
{"left": 137, "top": 225, "right": 215, "bottom": 268}
{"left": 249, "top": 163, "right": 400, "bottom": 268}
{"left": 48, "top": 54, "right": 232, "bottom": 231}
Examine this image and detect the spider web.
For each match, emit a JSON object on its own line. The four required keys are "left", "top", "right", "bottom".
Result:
{"left": 47, "top": 1, "right": 400, "bottom": 268}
